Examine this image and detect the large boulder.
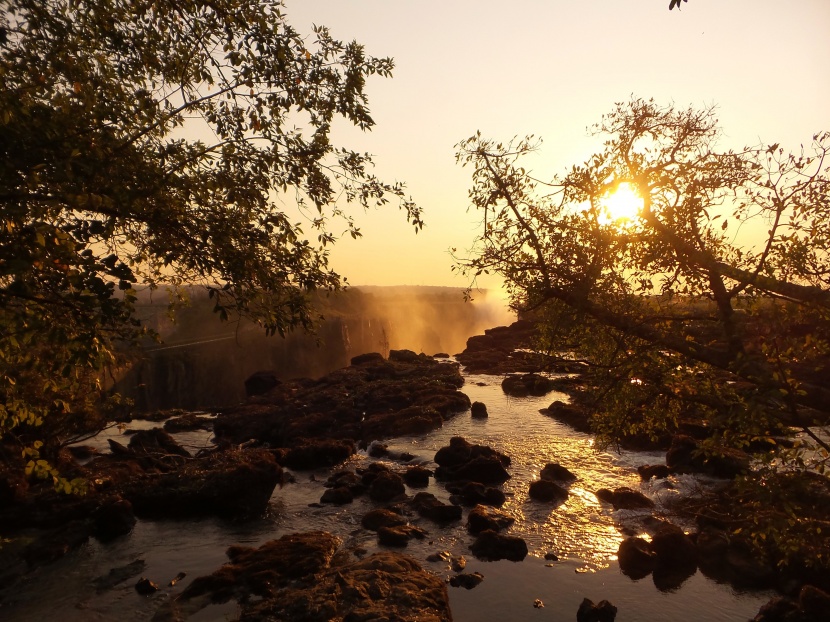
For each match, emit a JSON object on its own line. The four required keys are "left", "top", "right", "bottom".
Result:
{"left": 244, "top": 370, "right": 281, "bottom": 397}
{"left": 501, "top": 373, "right": 556, "bottom": 397}
{"left": 120, "top": 448, "right": 282, "bottom": 520}
{"left": 540, "top": 400, "right": 592, "bottom": 433}
{"left": 529, "top": 479, "right": 568, "bottom": 502}
{"left": 446, "top": 481, "right": 506, "bottom": 507}
{"left": 470, "top": 529, "right": 528, "bottom": 562}
{"left": 434, "top": 437, "right": 511, "bottom": 484}
{"left": 540, "top": 462, "right": 577, "bottom": 483}
{"left": 361, "top": 508, "right": 408, "bottom": 531}
{"left": 595, "top": 487, "right": 654, "bottom": 510}
{"left": 617, "top": 537, "right": 657, "bottom": 579}
{"left": 282, "top": 438, "right": 355, "bottom": 470}
{"left": 411, "top": 492, "right": 462, "bottom": 523}
{"left": 577, "top": 598, "right": 618, "bottom": 622}
{"left": 171, "top": 534, "right": 452, "bottom": 622}
{"left": 369, "top": 471, "right": 407, "bottom": 502}
{"left": 466, "top": 505, "right": 514, "bottom": 534}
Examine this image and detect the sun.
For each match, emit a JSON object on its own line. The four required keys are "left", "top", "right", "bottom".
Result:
{"left": 600, "top": 182, "right": 643, "bottom": 225}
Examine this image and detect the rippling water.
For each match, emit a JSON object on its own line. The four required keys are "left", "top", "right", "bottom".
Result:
{"left": 0, "top": 366, "right": 774, "bottom": 621}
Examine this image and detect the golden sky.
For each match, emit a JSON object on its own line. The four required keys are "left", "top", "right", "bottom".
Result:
{"left": 285, "top": 0, "right": 830, "bottom": 289}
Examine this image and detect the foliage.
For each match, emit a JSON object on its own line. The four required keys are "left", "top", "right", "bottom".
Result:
{"left": 455, "top": 98, "right": 830, "bottom": 469}
{"left": 0, "top": 0, "right": 421, "bottom": 488}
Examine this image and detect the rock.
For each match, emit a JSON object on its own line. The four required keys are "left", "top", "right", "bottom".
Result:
{"left": 446, "top": 481, "right": 506, "bottom": 507}
{"left": 617, "top": 537, "right": 657, "bottom": 579}
{"left": 637, "top": 464, "right": 670, "bottom": 480}
{"left": 282, "top": 438, "right": 355, "bottom": 470}
{"left": 120, "top": 448, "right": 282, "bottom": 520}
{"left": 540, "top": 462, "right": 577, "bottom": 483}
{"left": 449, "top": 572, "right": 484, "bottom": 589}
{"left": 244, "top": 370, "right": 281, "bottom": 397}
{"left": 93, "top": 559, "right": 146, "bottom": 593}
{"left": 540, "top": 400, "right": 592, "bottom": 433}
{"left": 411, "top": 492, "right": 463, "bottom": 522}
{"left": 128, "top": 428, "right": 191, "bottom": 459}
{"left": 534, "top": 598, "right": 545, "bottom": 608}
{"left": 651, "top": 523, "right": 697, "bottom": 567}
{"left": 368, "top": 441, "right": 389, "bottom": 457}
{"left": 433, "top": 352, "right": 450, "bottom": 359}
{"left": 666, "top": 435, "right": 749, "bottom": 478}
{"left": 403, "top": 465, "right": 432, "bottom": 488}
{"left": 176, "top": 534, "right": 451, "bottom": 622}
{"left": 350, "top": 352, "right": 386, "bottom": 365}
{"left": 320, "top": 486, "right": 353, "bottom": 505}
{"left": 325, "top": 470, "right": 365, "bottom": 495}
{"left": 163, "top": 413, "right": 214, "bottom": 433}
{"left": 135, "top": 577, "right": 158, "bottom": 595}
{"left": 799, "top": 585, "right": 830, "bottom": 617}
{"left": 470, "top": 529, "right": 528, "bottom": 562}
{"left": 369, "top": 471, "right": 406, "bottom": 502}
{"left": 529, "top": 479, "right": 568, "bottom": 502}
{"left": 466, "top": 504, "right": 515, "bottom": 534}
{"left": 544, "top": 551, "right": 559, "bottom": 561}
{"left": 377, "top": 524, "right": 427, "bottom": 547}
{"left": 471, "top": 401, "right": 489, "bottom": 419}
{"left": 361, "top": 508, "right": 407, "bottom": 531}
{"left": 595, "top": 487, "right": 654, "bottom": 510}
{"left": 751, "top": 597, "right": 801, "bottom": 622}
{"left": 168, "top": 572, "right": 186, "bottom": 587}
{"left": 501, "top": 373, "right": 556, "bottom": 397}
{"left": 92, "top": 498, "right": 136, "bottom": 541}
{"left": 577, "top": 598, "right": 618, "bottom": 622}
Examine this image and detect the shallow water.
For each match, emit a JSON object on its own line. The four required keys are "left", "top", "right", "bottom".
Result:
{"left": 0, "top": 366, "right": 774, "bottom": 621}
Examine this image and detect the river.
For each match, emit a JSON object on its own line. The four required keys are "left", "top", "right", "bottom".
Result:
{"left": 0, "top": 363, "right": 773, "bottom": 621}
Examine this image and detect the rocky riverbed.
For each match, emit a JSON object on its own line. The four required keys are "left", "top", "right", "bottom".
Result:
{"left": 1, "top": 323, "right": 826, "bottom": 621}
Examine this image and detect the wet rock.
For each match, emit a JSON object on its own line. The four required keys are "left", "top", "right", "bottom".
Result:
{"left": 411, "top": 492, "right": 462, "bottom": 522}
{"left": 244, "top": 370, "right": 281, "bottom": 397}
{"left": 320, "top": 486, "right": 353, "bottom": 505}
{"left": 617, "top": 537, "right": 657, "bottom": 579}
{"left": 361, "top": 405, "right": 446, "bottom": 440}
{"left": 168, "top": 572, "right": 186, "bottom": 587}
{"left": 651, "top": 523, "right": 697, "bottom": 568}
{"left": 350, "top": 352, "right": 386, "bottom": 365}
{"left": 466, "top": 504, "right": 515, "bottom": 534}
{"left": 377, "top": 524, "right": 427, "bottom": 547}
{"left": 443, "top": 455, "right": 511, "bottom": 485}
{"left": 94, "top": 559, "right": 146, "bottom": 593}
{"left": 501, "top": 373, "right": 556, "bottom": 397}
{"left": 529, "top": 479, "right": 569, "bottom": 502}
{"left": 92, "top": 497, "right": 136, "bottom": 541}
{"left": 433, "top": 352, "right": 450, "bottom": 359}
{"left": 470, "top": 529, "right": 528, "bottom": 562}
{"left": 446, "top": 481, "right": 506, "bottom": 507}
{"left": 135, "top": 577, "right": 158, "bottom": 595}
{"left": 368, "top": 441, "right": 389, "bottom": 457}
{"left": 666, "top": 435, "right": 749, "bottom": 478}
{"left": 637, "top": 464, "right": 670, "bottom": 480}
{"left": 799, "top": 585, "right": 830, "bottom": 618}
{"left": 544, "top": 551, "right": 559, "bottom": 561}
{"left": 369, "top": 471, "right": 407, "bottom": 502}
{"left": 361, "top": 508, "right": 407, "bottom": 531}
{"left": 595, "top": 487, "right": 654, "bottom": 510}
{"left": 450, "top": 572, "right": 484, "bottom": 589}
{"left": 121, "top": 448, "right": 282, "bottom": 520}
{"left": 282, "top": 438, "right": 355, "bottom": 470}
{"left": 163, "top": 413, "right": 214, "bottom": 433}
{"left": 175, "top": 534, "right": 451, "bottom": 622}
{"left": 325, "top": 470, "right": 366, "bottom": 495}
{"left": 471, "top": 401, "right": 488, "bottom": 419}
{"left": 540, "top": 400, "right": 592, "bottom": 433}
{"left": 434, "top": 436, "right": 510, "bottom": 468}
{"left": 128, "top": 428, "right": 191, "bottom": 459}
{"left": 540, "top": 462, "right": 577, "bottom": 483}
{"left": 534, "top": 598, "right": 545, "bottom": 608}
{"left": 403, "top": 465, "right": 432, "bottom": 488}
{"left": 577, "top": 598, "right": 618, "bottom": 622}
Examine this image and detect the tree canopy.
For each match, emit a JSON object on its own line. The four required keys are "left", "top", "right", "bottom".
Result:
{"left": 0, "top": 0, "right": 420, "bottom": 485}
{"left": 456, "top": 98, "right": 830, "bottom": 469}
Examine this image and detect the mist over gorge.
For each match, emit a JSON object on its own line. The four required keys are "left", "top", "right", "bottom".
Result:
{"left": 112, "top": 286, "right": 514, "bottom": 412}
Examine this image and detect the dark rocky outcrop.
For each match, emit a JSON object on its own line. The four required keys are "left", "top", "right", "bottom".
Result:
{"left": 449, "top": 572, "right": 484, "bottom": 589}
{"left": 540, "top": 462, "right": 577, "bottom": 483}
{"left": 595, "top": 487, "right": 654, "bottom": 510}
{"left": 281, "top": 438, "right": 355, "bottom": 470}
{"left": 215, "top": 352, "right": 469, "bottom": 451}
{"left": 377, "top": 524, "right": 428, "bottom": 547}
{"left": 471, "top": 401, "right": 488, "bottom": 419}
{"left": 91, "top": 498, "right": 136, "bottom": 541}
{"left": 637, "top": 464, "right": 670, "bottom": 481}
{"left": 403, "top": 465, "right": 432, "bottom": 488}
{"left": 666, "top": 435, "right": 750, "bottom": 478}
{"left": 577, "top": 598, "right": 618, "bottom": 622}
{"left": 752, "top": 586, "right": 830, "bottom": 622}
{"left": 540, "top": 400, "right": 592, "bottom": 433}
{"left": 617, "top": 537, "right": 658, "bottom": 579}
{"left": 116, "top": 448, "right": 282, "bottom": 520}
{"left": 529, "top": 479, "right": 569, "bottom": 502}
{"left": 501, "top": 373, "right": 556, "bottom": 397}
{"left": 470, "top": 529, "right": 528, "bottom": 562}
{"left": 434, "top": 437, "right": 511, "bottom": 484}
{"left": 446, "top": 481, "right": 506, "bottom": 507}
{"left": 361, "top": 508, "right": 407, "bottom": 531}
{"left": 454, "top": 320, "right": 541, "bottom": 374}
{"left": 244, "top": 370, "right": 281, "bottom": 397}
{"left": 162, "top": 413, "right": 214, "bottom": 433}
{"left": 167, "top": 532, "right": 452, "bottom": 622}
{"left": 411, "top": 492, "right": 463, "bottom": 523}
{"left": 369, "top": 471, "right": 407, "bottom": 502}
{"left": 320, "top": 487, "right": 353, "bottom": 505}
{"left": 466, "top": 504, "right": 514, "bottom": 534}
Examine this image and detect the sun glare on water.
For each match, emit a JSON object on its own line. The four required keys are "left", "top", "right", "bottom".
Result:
{"left": 600, "top": 182, "right": 643, "bottom": 225}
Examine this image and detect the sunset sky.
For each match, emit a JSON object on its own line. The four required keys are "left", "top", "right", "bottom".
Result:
{"left": 285, "top": 0, "right": 830, "bottom": 290}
